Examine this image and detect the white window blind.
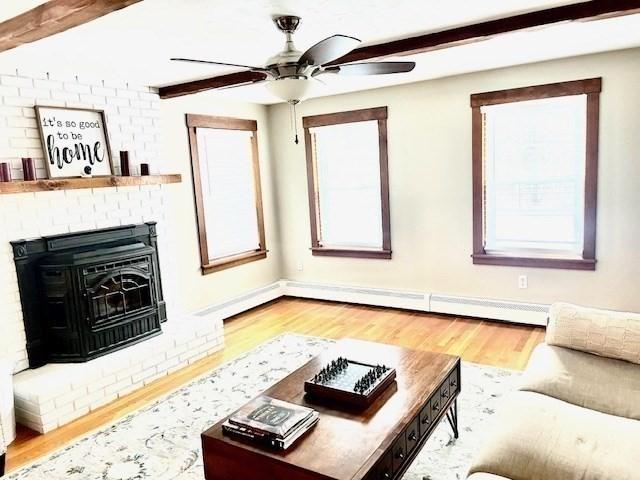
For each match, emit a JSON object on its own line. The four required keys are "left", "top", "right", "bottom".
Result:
{"left": 195, "top": 128, "right": 260, "bottom": 260}
{"left": 482, "top": 95, "right": 587, "bottom": 256}
{"left": 311, "top": 120, "right": 383, "bottom": 249}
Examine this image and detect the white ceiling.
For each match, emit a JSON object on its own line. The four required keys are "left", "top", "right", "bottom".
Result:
{"left": 1, "top": 0, "right": 639, "bottom": 104}
{"left": 0, "top": 1, "right": 47, "bottom": 22}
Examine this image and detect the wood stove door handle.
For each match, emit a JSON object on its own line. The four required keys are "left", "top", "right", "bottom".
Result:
{"left": 81, "top": 291, "right": 92, "bottom": 323}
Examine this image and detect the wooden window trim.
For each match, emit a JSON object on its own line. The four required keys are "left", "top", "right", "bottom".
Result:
{"left": 303, "top": 107, "right": 391, "bottom": 259}
{"left": 186, "top": 114, "right": 257, "bottom": 131}
{"left": 310, "top": 247, "right": 392, "bottom": 259}
{"left": 201, "top": 249, "right": 268, "bottom": 274}
{"left": 186, "top": 114, "right": 267, "bottom": 275}
{"left": 471, "top": 78, "right": 601, "bottom": 270}
{"left": 470, "top": 78, "right": 602, "bottom": 107}
{"left": 302, "top": 106, "right": 388, "bottom": 128}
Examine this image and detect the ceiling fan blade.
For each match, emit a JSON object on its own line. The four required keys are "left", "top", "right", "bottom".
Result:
{"left": 171, "top": 57, "right": 268, "bottom": 72}
{"left": 298, "top": 35, "right": 360, "bottom": 67}
{"left": 320, "top": 61, "right": 416, "bottom": 76}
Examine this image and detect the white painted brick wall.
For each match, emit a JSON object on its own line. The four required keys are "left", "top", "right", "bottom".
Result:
{"left": 0, "top": 69, "right": 162, "bottom": 179}
{"left": 13, "top": 315, "right": 224, "bottom": 433}
{"left": 0, "top": 70, "right": 228, "bottom": 434}
{"left": 0, "top": 69, "right": 179, "bottom": 373}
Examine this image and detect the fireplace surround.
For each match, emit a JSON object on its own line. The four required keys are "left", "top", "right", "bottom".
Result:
{"left": 12, "top": 222, "right": 166, "bottom": 368}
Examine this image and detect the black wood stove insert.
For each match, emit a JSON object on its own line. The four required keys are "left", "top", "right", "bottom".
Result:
{"left": 12, "top": 223, "right": 166, "bottom": 368}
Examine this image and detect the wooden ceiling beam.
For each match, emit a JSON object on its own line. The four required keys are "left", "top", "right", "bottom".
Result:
{"left": 328, "top": 0, "right": 640, "bottom": 65}
{"left": 159, "top": 71, "right": 267, "bottom": 100}
{"left": 0, "top": 0, "right": 143, "bottom": 54}
{"left": 159, "top": 0, "right": 640, "bottom": 99}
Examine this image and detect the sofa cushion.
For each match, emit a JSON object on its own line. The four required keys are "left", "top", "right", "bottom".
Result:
{"left": 519, "top": 343, "right": 640, "bottom": 420}
{"left": 546, "top": 303, "right": 640, "bottom": 364}
{"left": 467, "top": 391, "right": 640, "bottom": 480}
{"left": 467, "top": 474, "right": 512, "bottom": 480}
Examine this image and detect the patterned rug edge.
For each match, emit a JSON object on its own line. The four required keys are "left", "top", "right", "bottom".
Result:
{"left": 6, "top": 332, "right": 310, "bottom": 475}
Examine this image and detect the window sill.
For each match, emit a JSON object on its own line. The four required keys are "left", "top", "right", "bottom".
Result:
{"left": 201, "top": 249, "right": 267, "bottom": 275}
{"left": 311, "top": 247, "right": 392, "bottom": 259}
{"left": 472, "top": 253, "right": 596, "bottom": 270}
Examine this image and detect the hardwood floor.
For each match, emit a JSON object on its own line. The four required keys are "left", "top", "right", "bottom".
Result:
{"left": 6, "top": 297, "right": 545, "bottom": 472}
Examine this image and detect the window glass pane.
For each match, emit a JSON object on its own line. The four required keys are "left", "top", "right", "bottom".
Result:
{"left": 311, "top": 120, "right": 383, "bottom": 249}
{"left": 196, "top": 128, "right": 260, "bottom": 260}
{"left": 482, "top": 95, "right": 586, "bottom": 255}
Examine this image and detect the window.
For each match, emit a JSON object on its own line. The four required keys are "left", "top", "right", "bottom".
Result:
{"left": 303, "top": 107, "right": 391, "bottom": 259}
{"left": 186, "top": 114, "right": 266, "bottom": 274}
{"left": 471, "top": 78, "right": 601, "bottom": 270}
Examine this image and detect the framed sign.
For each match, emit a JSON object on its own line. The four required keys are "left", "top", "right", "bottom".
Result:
{"left": 35, "top": 106, "right": 114, "bottom": 179}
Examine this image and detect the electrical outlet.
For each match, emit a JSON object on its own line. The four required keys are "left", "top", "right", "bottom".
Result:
{"left": 296, "top": 261, "right": 304, "bottom": 272}
{"left": 518, "top": 275, "right": 528, "bottom": 289}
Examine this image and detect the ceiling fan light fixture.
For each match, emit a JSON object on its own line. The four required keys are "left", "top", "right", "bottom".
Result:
{"left": 266, "top": 76, "right": 312, "bottom": 104}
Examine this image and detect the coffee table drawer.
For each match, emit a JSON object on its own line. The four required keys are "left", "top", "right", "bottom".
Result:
{"left": 419, "top": 400, "right": 432, "bottom": 437}
{"left": 449, "top": 369, "right": 459, "bottom": 396}
{"left": 440, "top": 380, "right": 450, "bottom": 403}
{"left": 363, "top": 470, "right": 376, "bottom": 480}
{"left": 375, "top": 450, "right": 393, "bottom": 480}
{"left": 430, "top": 394, "right": 441, "bottom": 418}
{"left": 391, "top": 432, "right": 407, "bottom": 473}
{"left": 405, "top": 416, "right": 419, "bottom": 454}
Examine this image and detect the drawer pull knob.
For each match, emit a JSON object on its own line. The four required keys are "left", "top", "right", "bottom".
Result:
{"left": 442, "top": 391, "right": 449, "bottom": 398}
{"left": 433, "top": 403, "right": 439, "bottom": 411}
{"left": 395, "top": 450, "right": 405, "bottom": 460}
{"left": 383, "top": 473, "right": 391, "bottom": 479}
{"left": 421, "top": 417, "right": 430, "bottom": 425}
{"left": 408, "top": 431, "right": 417, "bottom": 441}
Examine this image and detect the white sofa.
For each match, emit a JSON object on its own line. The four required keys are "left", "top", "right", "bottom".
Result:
{"left": 468, "top": 303, "right": 640, "bottom": 480}
{"left": 0, "top": 358, "right": 15, "bottom": 477}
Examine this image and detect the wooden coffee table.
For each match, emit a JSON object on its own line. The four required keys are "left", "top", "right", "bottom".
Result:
{"left": 202, "top": 339, "right": 461, "bottom": 480}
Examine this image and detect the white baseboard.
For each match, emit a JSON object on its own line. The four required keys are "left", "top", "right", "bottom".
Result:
{"left": 281, "top": 280, "right": 429, "bottom": 311}
{"left": 281, "top": 280, "right": 548, "bottom": 326}
{"left": 193, "top": 282, "right": 284, "bottom": 321}
{"left": 193, "top": 279, "right": 549, "bottom": 327}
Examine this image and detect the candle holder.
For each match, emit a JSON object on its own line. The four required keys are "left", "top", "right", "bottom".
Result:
{"left": 22, "top": 158, "right": 36, "bottom": 181}
{"left": 119, "top": 151, "right": 130, "bottom": 177}
{"left": 0, "top": 163, "right": 11, "bottom": 182}
{"left": 140, "top": 163, "right": 150, "bottom": 176}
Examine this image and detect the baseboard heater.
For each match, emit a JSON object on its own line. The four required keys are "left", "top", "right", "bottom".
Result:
{"left": 282, "top": 281, "right": 429, "bottom": 312}
{"left": 193, "top": 280, "right": 549, "bottom": 327}
{"left": 194, "top": 282, "right": 283, "bottom": 320}
{"left": 429, "top": 294, "right": 548, "bottom": 326}
{"left": 282, "top": 280, "right": 548, "bottom": 326}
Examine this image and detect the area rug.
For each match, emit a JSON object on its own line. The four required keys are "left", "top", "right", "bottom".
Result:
{"left": 7, "top": 334, "right": 519, "bottom": 480}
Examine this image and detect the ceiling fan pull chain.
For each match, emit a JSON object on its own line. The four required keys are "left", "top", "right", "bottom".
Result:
{"left": 294, "top": 102, "right": 299, "bottom": 144}
{"left": 290, "top": 102, "right": 300, "bottom": 145}
{"left": 290, "top": 101, "right": 295, "bottom": 131}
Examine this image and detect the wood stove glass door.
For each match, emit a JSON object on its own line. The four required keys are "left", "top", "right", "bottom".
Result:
{"left": 87, "top": 268, "right": 154, "bottom": 328}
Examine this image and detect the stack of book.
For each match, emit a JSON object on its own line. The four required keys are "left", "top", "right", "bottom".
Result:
{"left": 222, "top": 395, "right": 319, "bottom": 450}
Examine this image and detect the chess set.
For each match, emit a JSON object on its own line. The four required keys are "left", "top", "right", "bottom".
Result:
{"left": 304, "top": 357, "right": 397, "bottom": 407}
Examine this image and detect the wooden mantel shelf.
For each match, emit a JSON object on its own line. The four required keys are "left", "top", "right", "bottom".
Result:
{"left": 0, "top": 174, "right": 182, "bottom": 194}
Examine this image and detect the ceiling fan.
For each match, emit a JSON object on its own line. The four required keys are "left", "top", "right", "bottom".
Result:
{"left": 171, "top": 15, "right": 416, "bottom": 105}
